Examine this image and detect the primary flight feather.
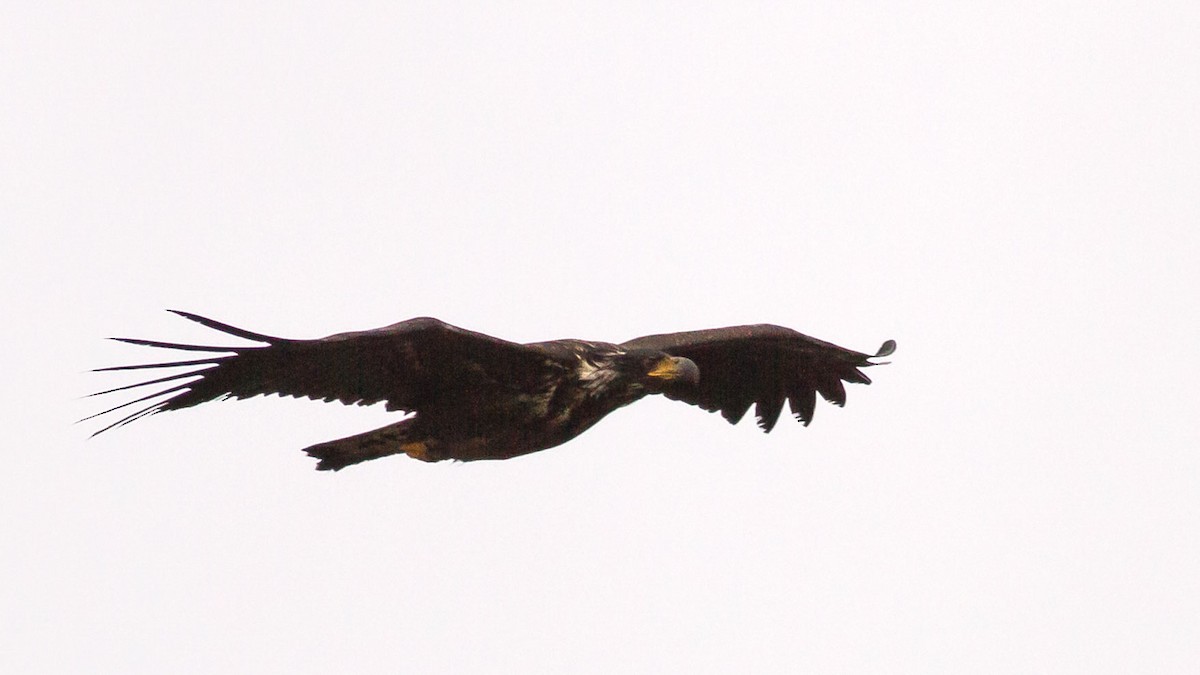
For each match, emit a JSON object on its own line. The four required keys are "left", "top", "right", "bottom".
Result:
{"left": 88, "top": 311, "right": 895, "bottom": 470}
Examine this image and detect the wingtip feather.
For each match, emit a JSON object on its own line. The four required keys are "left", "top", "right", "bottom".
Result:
{"left": 167, "top": 309, "right": 283, "bottom": 344}
{"left": 875, "top": 339, "right": 897, "bottom": 358}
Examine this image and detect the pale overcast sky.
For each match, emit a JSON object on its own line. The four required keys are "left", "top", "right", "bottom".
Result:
{"left": 3, "top": 2, "right": 1198, "bottom": 673}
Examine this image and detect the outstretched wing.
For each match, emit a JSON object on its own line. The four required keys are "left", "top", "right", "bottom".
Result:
{"left": 86, "top": 311, "right": 555, "bottom": 434}
{"left": 621, "top": 325, "right": 894, "bottom": 432}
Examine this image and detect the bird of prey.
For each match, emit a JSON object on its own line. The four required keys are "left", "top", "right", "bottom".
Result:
{"left": 88, "top": 311, "right": 895, "bottom": 470}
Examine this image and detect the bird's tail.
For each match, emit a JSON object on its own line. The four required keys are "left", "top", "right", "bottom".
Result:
{"left": 303, "top": 419, "right": 435, "bottom": 471}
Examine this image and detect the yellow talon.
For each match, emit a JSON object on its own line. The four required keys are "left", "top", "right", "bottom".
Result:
{"left": 400, "top": 441, "right": 433, "bottom": 461}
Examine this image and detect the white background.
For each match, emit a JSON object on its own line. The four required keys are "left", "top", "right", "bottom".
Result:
{"left": 3, "top": 2, "right": 1198, "bottom": 673}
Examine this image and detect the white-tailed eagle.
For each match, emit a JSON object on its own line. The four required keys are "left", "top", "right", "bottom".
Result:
{"left": 88, "top": 311, "right": 895, "bottom": 470}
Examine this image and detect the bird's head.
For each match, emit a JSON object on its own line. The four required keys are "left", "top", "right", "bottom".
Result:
{"left": 617, "top": 349, "right": 700, "bottom": 392}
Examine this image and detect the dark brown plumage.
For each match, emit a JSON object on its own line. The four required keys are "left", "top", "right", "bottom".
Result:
{"left": 88, "top": 311, "right": 894, "bottom": 470}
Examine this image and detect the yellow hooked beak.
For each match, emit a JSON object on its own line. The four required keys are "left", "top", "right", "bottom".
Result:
{"left": 646, "top": 356, "right": 700, "bottom": 385}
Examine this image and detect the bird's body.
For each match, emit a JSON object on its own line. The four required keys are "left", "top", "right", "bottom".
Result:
{"left": 89, "top": 312, "right": 894, "bottom": 470}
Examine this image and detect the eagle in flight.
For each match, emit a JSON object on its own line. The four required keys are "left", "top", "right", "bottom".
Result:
{"left": 88, "top": 311, "right": 895, "bottom": 470}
